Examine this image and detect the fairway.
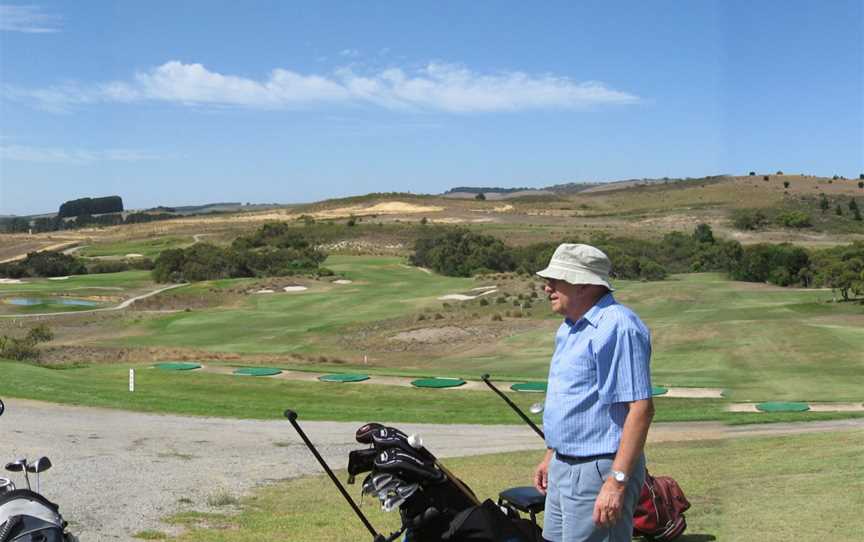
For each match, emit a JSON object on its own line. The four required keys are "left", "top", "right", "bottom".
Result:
{"left": 0, "top": 271, "right": 156, "bottom": 315}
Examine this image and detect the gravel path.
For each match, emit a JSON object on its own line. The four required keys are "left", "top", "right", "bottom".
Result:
{"left": 2, "top": 399, "right": 862, "bottom": 541}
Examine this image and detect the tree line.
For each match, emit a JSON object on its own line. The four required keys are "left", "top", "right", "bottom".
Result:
{"left": 151, "top": 222, "right": 328, "bottom": 282}
{"left": 1, "top": 212, "right": 178, "bottom": 234}
{"left": 411, "top": 225, "right": 864, "bottom": 301}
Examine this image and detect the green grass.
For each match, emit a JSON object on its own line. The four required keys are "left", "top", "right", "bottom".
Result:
{"left": 0, "top": 361, "right": 727, "bottom": 424}
{"left": 111, "top": 256, "right": 476, "bottom": 354}
{"left": 0, "top": 271, "right": 153, "bottom": 294}
{"left": 79, "top": 237, "right": 190, "bottom": 258}
{"left": 161, "top": 430, "right": 864, "bottom": 542}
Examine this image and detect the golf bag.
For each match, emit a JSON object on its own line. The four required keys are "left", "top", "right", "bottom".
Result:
{"left": 348, "top": 423, "right": 540, "bottom": 542}
{"left": 0, "top": 489, "right": 75, "bottom": 542}
{"left": 633, "top": 473, "right": 690, "bottom": 541}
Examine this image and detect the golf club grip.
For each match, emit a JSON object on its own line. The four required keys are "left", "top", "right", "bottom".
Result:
{"left": 481, "top": 376, "right": 545, "bottom": 440}
{"left": 285, "top": 412, "right": 379, "bottom": 538}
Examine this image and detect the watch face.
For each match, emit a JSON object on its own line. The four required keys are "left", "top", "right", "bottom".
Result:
{"left": 614, "top": 471, "right": 627, "bottom": 482}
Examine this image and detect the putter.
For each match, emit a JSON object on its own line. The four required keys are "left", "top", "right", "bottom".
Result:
{"left": 285, "top": 409, "right": 397, "bottom": 542}
{"left": 480, "top": 374, "right": 545, "bottom": 439}
{"left": 5, "top": 458, "right": 31, "bottom": 490}
{"left": 27, "top": 457, "right": 52, "bottom": 494}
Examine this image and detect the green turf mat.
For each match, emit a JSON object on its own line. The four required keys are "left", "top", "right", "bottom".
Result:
{"left": 411, "top": 377, "right": 466, "bottom": 388}
{"left": 756, "top": 401, "right": 810, "bottom": 412}
{"left": 234, "top": 367, "right": 282, "bottom": 377}
{"left": 318, "top": 373, "right": 370, "bottom": 383}
{"left": 510, "top": 382, "right": 547, "bottom": 393}
{"left": 652, "top": 386, "right": 669, "bottom": 396}
{"left": 154, "top": 362, "right": 201, "bottom": 371}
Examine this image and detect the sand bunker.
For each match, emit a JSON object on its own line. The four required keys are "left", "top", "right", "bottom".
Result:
{"left": 438, "top": 289, "right": 498, "bottom": 301}
{"left": 0, "top": 278, "right": 25, "bottom": 284}
{"left": 333, "top": 279, "right": 353, "bottom": 284}
{"left": 125, "top": 253, "right": 144, "bottom": 258}
{"left": 283, "top": 286, "right": 308, "bottom": 292}
{"left": 254, "top": 289, "right": 275, "bottom": 294}
{"left": 48, "top": 276, "right": 69, "bottom": 281}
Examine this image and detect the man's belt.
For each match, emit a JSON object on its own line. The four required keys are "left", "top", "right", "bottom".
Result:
{"left": 554, "top": 451, "right": 616, "bottom": 463}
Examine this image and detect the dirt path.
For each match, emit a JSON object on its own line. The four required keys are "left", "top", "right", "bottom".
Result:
{"left": 2, "top": 399, "right": 862, "bottom": 541}
{"left": 0, "top": 283, "right": 187, "bottom": 318}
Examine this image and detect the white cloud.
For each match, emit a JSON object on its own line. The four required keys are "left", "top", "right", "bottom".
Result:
{"left": 0, "top": 145, "right": 163, "bottom": 164}
{"left": 339, "top": 48, "right": 360, "bottom": 58}
{"left": 0, "top": 5, "right": 61, "bottom": 33}
{"left": 5, "top": 60, "right": 640, "bottom": 113}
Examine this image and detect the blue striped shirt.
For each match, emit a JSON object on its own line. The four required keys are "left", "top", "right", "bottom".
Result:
{"left": 543, "top": 292, "right": 652, "bottom": 457}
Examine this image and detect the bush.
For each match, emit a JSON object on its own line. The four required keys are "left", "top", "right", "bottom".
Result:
{"left": 412, "top": 229, "right": 514, "bottom": 277}
{"left": 731, "top": 209, "right": 769, "bottom": 231}
{"left": 776, "top": 211, "right": 812, "bottom": 229}
{"left": 783, "top": 181, "right": 790, "bottom": 188}
{"left": 479, "top": 298, "right": 489, "bottom": 306}
{"left": 87, "top": 260, "right": 130, "bottom": 274}
{"left": 491, "top": 313, "right": 502, "bottom": 321}
{"left": 0, "top": 251, "right": 87, "bottom": 278}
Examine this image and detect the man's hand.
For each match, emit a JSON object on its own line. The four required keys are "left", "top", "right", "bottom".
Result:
{"left": 533, "top": 450, "right": 553, "bottom": 494}
{"left": 592, "top": 478, "right": 626, "bottom": 528}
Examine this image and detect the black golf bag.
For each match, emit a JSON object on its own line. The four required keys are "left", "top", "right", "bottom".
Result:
{"left": 348, "top": 423, "right": 541, "bottom": 542}
{"left": 0, "top": 489, "right": 76, "bottom": 542}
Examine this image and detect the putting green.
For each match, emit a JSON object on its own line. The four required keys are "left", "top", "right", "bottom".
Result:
{"left": 154, "top": 362, "right": 201, "bottom": 371}
{"left": 756, "top": 401, "right": 810, "bottom": 412}
{"left": 234, "top": 367, "right": 282, "bottom": 377}
{"left": 411, "top": 377, "right": 466, "bottom": 388}
{"left": 652, "top": 386, "right": 669, "bottom": 396}
{"left": 318, "top": 373, "right": 370, "bottom": 383}
{"left": 510, "top": 382, "right": 547, "bottom": 393}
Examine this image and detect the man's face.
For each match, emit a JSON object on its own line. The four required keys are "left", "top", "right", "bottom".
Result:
{"left": 543, "top": 278, "right": 584, "bottom": 316}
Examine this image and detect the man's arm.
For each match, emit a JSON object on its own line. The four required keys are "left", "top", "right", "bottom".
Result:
{"left": 533, "top": 448, "right": 555, "bottom": 494}
{"left": 592, "top": 398, "right": 654, "bottom": 528}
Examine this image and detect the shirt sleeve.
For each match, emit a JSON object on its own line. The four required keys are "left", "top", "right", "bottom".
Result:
{"left": 595, "top": 326, "right": 652, "bottom": 405}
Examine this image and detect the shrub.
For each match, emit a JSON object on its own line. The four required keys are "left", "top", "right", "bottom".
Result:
{"left": 491, "top": 313, "right": 502, "bottom": 321}
{"left": 783, "top": 181, "right": 790, "bottom": 189}
{"left": 731, "top": 209, "right": 768, "bottom": 231}
{"left": 479, "top": 298, "right": 489, "bottom": 306}
{"left": 776, "top": 211, "right": 812, "bottom": 229}
{"left": 475, "top": 192, "right": 486, "bottom": 201}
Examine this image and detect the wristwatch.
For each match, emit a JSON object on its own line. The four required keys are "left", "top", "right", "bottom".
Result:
{"left": 609, "top": 470, "right": 629, "bottom": 483}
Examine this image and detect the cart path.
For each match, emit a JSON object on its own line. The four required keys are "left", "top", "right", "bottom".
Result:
{"left": 2, "top": 399, "right": 863, "bottom": 541}
{"left": 0, "top": 283, "right": 187, "bottom": 318}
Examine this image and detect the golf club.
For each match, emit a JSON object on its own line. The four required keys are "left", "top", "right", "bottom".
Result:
{"left": 27, "top": 456, "right": 52, "bottom": 494}
{"left": 480, "top": 374, "right": 545, "bottom": 439}
{"left": 5, "top": 458, "right": 31, "bottom": 490}
{"left": 405, "top": 433, "right": 480, "bottom": 506}
{"left": 285, "top": 409, "right": 397, "bottom": 542}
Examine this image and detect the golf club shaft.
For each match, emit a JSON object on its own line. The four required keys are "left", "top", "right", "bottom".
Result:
{"left": 433, "top": 459, "right": 480, "bottom": 506}
{"left": 480, "top": 374, "right": 545, "bottom": 440}
{"left": 284, "top": 410, "right": 380, "bottom": 539}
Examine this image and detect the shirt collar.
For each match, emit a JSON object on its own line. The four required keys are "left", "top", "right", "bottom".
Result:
{"left": 564, "top": 291, "right": 615, "bottom": 329}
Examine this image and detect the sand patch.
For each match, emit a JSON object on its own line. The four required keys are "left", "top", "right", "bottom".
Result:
{"left": 471, "top": 286, "right": 497, "bottom": 292}
{"left": 333, "top": 279, "right": 353, "bottom": 285}
{"left": 283, "top": 286, "right": 308, "bottom": 292}
{"left": 254, "top": 289, "right": 275, "bottom": 294}
{"left": 0, "top": 278, "right": 25, "bottom": 284}
{"left": 494, "top": 204, "right": 514, "bottom": 212}
{"left": 391, "top": 326, "right": 472, "bottom": 344}
{"left": 125, "top": 253, "right": 144, "bottom": 258}
{"left": 400, "top": 264, "right": 432, "bottom": 274}
{"left": 311, "top": 201, "right": 444, "bottom": 220}
{"left": 438, "top": 289, "right": 498, "bottom": 301}
{"left": 48, "top": 276, "right": 70, "bottom": 281}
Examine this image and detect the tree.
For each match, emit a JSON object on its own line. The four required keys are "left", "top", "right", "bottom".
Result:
{"left": 693, "top": 223, "right": 715, "bottom": 244}
{"left": 783, "top": 181, "right": 790, "bottom": 189}
{"left": 749, "top": 171, "right": 756, "bottom": 176}
{"left": 819, "top": 193, "right": 829, "bottom": 213}
{"left": 776, "top": 211, "right": 812, "bottom": 229}
{"left": 475, "top": 192, "right": 486, "bottom": 201}
{"left": 836, "top": 205, "right": 844, "bottom": 216}
{"left": 777, "top": 170, "right": 784, "bottom": 175}
{"left": 859, "top": 181, "right": 864, "bottom": 189}
{"left": 731, "top": 209, "right": 768, "bottom": 230}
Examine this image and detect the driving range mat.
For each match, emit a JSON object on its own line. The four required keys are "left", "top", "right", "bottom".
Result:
{"left": 234, "top": 367, "right": 282, "bottom": 377}
{"left": 511, "top": 382, "right": 547, "bottom": 393}
{"left": 318, "top": 373, "right": 370, "bottom": 383}
{"left": 154, "top": 362, "right": 201, "bottom": 371}
{"left": 756, "top": 401, "right": 810, "bottom": 412}
{"left": 411, "top": 377, "right": 466, "bottom": 388}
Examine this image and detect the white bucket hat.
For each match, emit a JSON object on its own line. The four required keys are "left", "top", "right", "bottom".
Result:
{"left": 536, "top": 243, "right": 615, "bottom": 291}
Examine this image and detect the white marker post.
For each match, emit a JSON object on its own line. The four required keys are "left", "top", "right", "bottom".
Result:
{"left": 129, "top": 369, "right": 135, "bottom": 392}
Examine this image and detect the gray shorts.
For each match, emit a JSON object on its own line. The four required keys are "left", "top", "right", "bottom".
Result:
{"left": 542, "top": 453, "right": 646, "bottom": 542}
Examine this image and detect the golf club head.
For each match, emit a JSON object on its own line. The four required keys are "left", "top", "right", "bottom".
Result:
{"left": 529, "top": 402, "right": 544, "bottom": 414}
{"left": 382, "top": 494, "right": 407, "bottom": 513}
{"left": 374, "top": 479, "right": 403, "bottom": 500}
{"left": 382, "top": 483, "right": 419, "bottom": 512}
{"left": 362, "top": 473, "right": 394, "bottom": 496}
{"left": 355, "top": 422, "right": 384, "bottom": 444}
{"left": 27, "top": 457, "right": 52, "bottom": 474}
{"left": 5, "top": 459, "right": 26, "bottom": 473}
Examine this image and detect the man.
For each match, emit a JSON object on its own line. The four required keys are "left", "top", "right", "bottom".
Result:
{"left": 533, "top": 243, "right": 654, "bottom": 542}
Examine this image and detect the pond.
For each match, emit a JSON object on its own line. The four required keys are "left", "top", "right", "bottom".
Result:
{"left": 5, "top": 297, "right": 99, "bottom": 307}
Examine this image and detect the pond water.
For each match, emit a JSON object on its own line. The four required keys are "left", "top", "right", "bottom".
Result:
{"left": 5, "top": 297, "right": 99, "bottom": 307}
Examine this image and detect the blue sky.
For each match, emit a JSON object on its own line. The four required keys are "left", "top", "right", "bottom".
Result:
{"left": 1, "top": 1, "right": 862, "bottom": 215}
